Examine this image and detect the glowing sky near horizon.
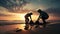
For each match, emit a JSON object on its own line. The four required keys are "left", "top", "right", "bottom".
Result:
{"left": 0, "top": 0, "right": 60, "bottom": 21}
{"left": 0, "top": 9, "right": 59, "bottom": 21}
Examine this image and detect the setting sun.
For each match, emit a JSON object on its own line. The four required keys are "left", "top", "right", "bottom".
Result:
{"left": 14, "top": 13, "right": 26, "bottom": 20}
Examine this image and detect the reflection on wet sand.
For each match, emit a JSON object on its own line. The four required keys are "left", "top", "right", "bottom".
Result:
{"left": 0, "top": 24, "right": 25, "bottom": 31}
{"left": 0, "top": 23, "right": 60, "bottom": 34}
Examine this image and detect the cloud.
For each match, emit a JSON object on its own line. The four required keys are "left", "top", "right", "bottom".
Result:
{"left": 0, "top": 8, "right": 13, "bottom": 16}
{"left": 0, "top": 13, "right": 10, "bottom": 16}
{"left": 45, "top": 8, "right": 60, "bottom": 17}
{"left": 0, "top": 0, "right": 29, "bottom": 12}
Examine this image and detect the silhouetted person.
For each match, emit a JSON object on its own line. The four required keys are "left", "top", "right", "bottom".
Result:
{"left": 37, "top": 9, "right": 49, "bottom": 28}
{"left": 24, "top": 12, "right": 33, "bottom": 30}
{"left": 25, "top": 12, "right": 33, "bottom": 24}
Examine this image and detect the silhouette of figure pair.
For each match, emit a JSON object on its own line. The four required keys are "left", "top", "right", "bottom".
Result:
{"left": 24, "top": 9, "right": 49, "bottom": 30}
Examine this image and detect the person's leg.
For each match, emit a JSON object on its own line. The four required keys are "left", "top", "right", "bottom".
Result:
{"left": 25, "top": 18, "right": 29, "bottom": 23}
{"left": 24, "top": 18, "right": 29, "bottom": 30}
{"left": 42, "top": 19, "right": 46, "bottom": 28}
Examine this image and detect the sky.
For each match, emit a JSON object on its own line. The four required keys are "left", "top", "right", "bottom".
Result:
{"left": 0, "top": 0, "right": 60, "bottom": 21}
{"left": 24, "top": 0, "right": 60, "bottom": 10}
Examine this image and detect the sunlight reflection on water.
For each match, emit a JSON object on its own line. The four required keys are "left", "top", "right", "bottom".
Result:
{"left": 0, "top": 24, "right": 25, "bottom": 31}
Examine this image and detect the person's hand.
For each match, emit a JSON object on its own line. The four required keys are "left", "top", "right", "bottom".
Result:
{"left": 40, "top": 16, "right": 42, "bottom": 18}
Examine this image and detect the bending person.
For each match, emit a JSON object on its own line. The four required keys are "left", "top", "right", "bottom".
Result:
{"left": 37, "top": 9, "right": 49, "bottom": 28}
{"left": 24, "top": 12, "right": 33, "bottom": 30}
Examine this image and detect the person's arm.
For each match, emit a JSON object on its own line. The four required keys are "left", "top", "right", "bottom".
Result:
{"left": 30, "top": 16, "right": 32, "bottom": 20}
{"left": 37, "top": 15, "right": 40, "bottom": 20}
{"left": 37, "top": 15, "right": 42, "bottom": 21}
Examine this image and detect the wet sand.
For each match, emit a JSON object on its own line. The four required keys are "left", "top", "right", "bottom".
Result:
{"left": 0, "top": 23, "right": 60, "bottom": 34}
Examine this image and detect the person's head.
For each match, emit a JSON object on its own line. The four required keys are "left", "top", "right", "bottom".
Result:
{"left": 29, "top": 12, "right": 33, "bottom": 15}
{"left": 37, "top": 9, "right": 42, "bottom": 13}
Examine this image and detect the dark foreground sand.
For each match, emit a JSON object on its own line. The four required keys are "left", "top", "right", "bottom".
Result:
{"left": 5, "top": 23, "right": 60, "bottom": 34}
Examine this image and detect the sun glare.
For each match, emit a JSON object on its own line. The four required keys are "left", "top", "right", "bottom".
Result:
{"left": 14, "top": 13, "right": 26, "bottom": 20}
{"left": 14, "top": 13, "right": 38, "bottom": 21}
